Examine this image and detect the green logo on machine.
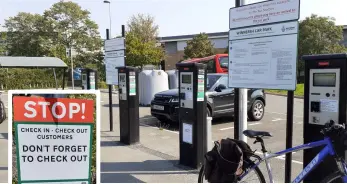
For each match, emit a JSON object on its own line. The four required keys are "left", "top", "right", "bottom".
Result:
{"left": 129, "top": 73, "right": 136, "bottom": 96}
{"left": 197, "top": 75, "right": 204, "bottom": 101}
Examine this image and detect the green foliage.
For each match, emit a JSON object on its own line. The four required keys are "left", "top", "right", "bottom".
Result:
{"left": 127, "top": 13, "right": 159, "bottom": 42}
{"left": 43, "top": 0, "right": 102, "bottom": 51}
{"left": 224, "top": 46, "right": 228, "bottom": 54}
{"left": 4, "top": 12, "right": 54, "bottom": 57}
{"left": 184, "top": 33, "right": 215, "bottom": 59}
{"left": 125, "top": 14, "right": 164, "bottom": 67}
{"left": 297, "top": 14, "right": 347, "bottom": 82}
{"left": 98, "top": 81, "right": 108, "bottom": 89}
{"left": 2, "top": 1, "right": 104, "bottom": 88}
{"left": 266, "top": 84, "right": 305, "bottom": 97}
{"left": 0, "top": 68, "right": 65, "bottom": 90}
{"left": 74, "top": 51, "right": 105, "bottom": 81}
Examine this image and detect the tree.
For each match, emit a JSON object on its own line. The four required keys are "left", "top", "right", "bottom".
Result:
{"left": 298, "top": 14, "right": 347, "bottom": 82}
{"left": 125, "top": 14, "right": 164, "bottom": 67}
{"left": 4, "top": 12, "right": 51, "bottom": 56}
{"left": 127, "top": 13, "right": 159, "bottom": 42}
{"left": 0, "top": 31, "right": 6, "bottom": 56}
{"left": 184, "top": 33, "right": 215, "bottom": 59}
{"left": 43, "top": 1, "right": 102, "bottom": 52}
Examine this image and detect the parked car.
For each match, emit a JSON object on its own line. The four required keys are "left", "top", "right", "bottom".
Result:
{"left": 150, "top": 73, "right": 266, "bottom": 123}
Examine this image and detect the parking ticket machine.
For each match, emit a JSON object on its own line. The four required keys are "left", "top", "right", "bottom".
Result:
{"left": 81, "top": 68, "right": 98, "bottom": 90}
{"left": 302, "top": 53, "right": 347, "bottom": 182}
{"left": 176, "top": 62, "right": 207, "bottom": 169}
{"left": 116, "top": 66, "right": 139, "bottom": 145}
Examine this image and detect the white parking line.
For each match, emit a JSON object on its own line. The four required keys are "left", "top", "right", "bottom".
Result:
{"left": 267, "top": 111, "right": 303, "bottom": 118}
{"left": 272, "top": 118, "right": 285, "bottom": 122}
{"left": 219, "top": 122, "right": 262, "bottom": 131}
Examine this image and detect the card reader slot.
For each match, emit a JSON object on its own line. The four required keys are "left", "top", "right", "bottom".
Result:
{"left": 310, "top": 93, "right": 320, "bottom": 95}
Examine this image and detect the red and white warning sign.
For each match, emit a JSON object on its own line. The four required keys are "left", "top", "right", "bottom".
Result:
{"left": 13, "top": 96, "right": 94, "bottom": 123}
{"left": 13, "top": 96, "right": 95, "bottom": 183}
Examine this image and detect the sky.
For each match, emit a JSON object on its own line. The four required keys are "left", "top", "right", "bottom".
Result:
{"left": 0, "top": 0, "right": 346, "bottom": 39}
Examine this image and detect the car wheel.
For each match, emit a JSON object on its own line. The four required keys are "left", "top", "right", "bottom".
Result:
{"left": 248, "top": 100, "right": 265, "bottom": 121}
{"left": 207, "top": 107, "right": 212, "bottom": 117}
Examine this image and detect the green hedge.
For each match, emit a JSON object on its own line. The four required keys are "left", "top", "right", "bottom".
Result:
{"left": 0, "top": 68, "right": 65, "bottom": 90}
{"left": 12, "top": 94, "right": 97, "bottom": 184}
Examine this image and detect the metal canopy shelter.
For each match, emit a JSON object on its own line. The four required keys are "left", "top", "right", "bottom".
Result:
{"left": 0, "top": 56, "right": 68, "bottom": 89}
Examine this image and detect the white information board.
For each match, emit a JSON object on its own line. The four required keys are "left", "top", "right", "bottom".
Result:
{"left": 104, "top": 39, "right": 125, "bottom": 85}
{"left": 229, "top": 0, "right": 300, "bottom": 29}
{"left": 228, "top": 33, "right": 298, "bottom": 90}
{"left": 182, "top": 123, "right": 193, "bottom": 144}
{"left": 105, "top": 50, "right": 125, "bottom": 85}
{"left": 229, "top": 21, "right": 298, "bottom": 40}
{"left": 16, "top": 124, "right": 92, "bottom": 181}
{"left": 105, "top": 38, "right": 125, "bottom": 51}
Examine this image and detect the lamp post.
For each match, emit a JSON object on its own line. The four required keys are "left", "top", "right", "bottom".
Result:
{"left": 104, "top": 0, "right": 114, "bottom": 90}
{"left": 104, "top": 0, "right": 112, "bottom": 38}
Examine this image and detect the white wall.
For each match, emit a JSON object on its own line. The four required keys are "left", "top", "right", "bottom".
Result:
{"left": 176, "top": 37, "right": 228, "bottom": 51}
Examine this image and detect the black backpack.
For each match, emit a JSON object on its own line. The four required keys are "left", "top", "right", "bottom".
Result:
{"left": 203, "top": 138, "right": 245, "bottom": 183}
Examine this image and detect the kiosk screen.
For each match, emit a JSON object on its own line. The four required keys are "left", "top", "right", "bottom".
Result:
{"left": 182, "top": 74, "right": 192, "bottom": 84}
{"left": 313, "top": 73, "right": 336, "bottom": 87}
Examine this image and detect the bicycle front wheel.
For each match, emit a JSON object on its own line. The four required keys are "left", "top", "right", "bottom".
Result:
{"left": 321, "top": 171, "right": 347, "bottom": 183}
{"left": 198, "top": 159, "right": 265, "bottom": 183}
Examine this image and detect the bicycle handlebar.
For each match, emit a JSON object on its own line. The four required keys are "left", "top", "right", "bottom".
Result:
{"left": 320, "top": 120, "right": 346, "bottom": 137}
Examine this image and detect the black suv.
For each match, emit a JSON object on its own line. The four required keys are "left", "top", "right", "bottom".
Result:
{"left": 150, "top": 73, "right": 266, "bottom": 123}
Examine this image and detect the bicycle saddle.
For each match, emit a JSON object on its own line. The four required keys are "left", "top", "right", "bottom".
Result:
{"left": 243, "top": 130, "right": 272, "bottom": 138}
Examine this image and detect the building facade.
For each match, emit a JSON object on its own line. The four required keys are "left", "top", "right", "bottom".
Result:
{"left": 158, "top": 32, "right": 229, "bottom": 70}
{"left": 159, "top": 26, "right": 347, "bottom": 71}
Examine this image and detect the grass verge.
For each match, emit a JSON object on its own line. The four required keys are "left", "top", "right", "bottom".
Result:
{"left": 265, "top": 83, "right": 304, "bottom": 97}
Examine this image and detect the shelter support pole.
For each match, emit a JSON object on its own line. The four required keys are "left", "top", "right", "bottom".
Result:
{"left": 53, "top": 68, "right": 58, "bottom": 90}
{"left": 62, "top": 68, "right": 66, "bottom": 90}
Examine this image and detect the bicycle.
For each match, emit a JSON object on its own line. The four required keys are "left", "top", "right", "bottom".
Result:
{"left": 198, "top": 121, "right": 347, "bottom": 183}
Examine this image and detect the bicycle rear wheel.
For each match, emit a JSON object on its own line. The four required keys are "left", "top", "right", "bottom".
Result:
{"left": 198, "top": 159, "right": 265, "bottom": 183}
{"left": 321, "top": 171, "right": 347, "bottom": 183}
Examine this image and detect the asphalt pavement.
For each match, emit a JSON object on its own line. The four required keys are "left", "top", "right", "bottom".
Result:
{"left": 0, "top": 89, "right": 308, "bottom": 183}
{"left": 100, "top": 90, "right": 308, "bottom": 183}
{"left": 0, "top": 92, "right": 8, "bottom": 183}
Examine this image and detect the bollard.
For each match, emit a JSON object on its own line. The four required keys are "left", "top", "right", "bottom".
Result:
{"left": 206, "top": 116, "right": 213, "bottom": 151}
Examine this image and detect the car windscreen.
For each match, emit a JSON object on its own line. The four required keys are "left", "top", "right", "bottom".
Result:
{"left": 207, "top": 75, "right": 222, "bottom": 91}
{"left": 219, "top": 57, "right": 228, "bottom": 68}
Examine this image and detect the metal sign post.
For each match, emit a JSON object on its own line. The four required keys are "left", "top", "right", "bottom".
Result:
{"left": 228, "top": 0, "right": 301, "bottom": 182}
{"left": 104, "top": 27, "right": 126, "bottom": 132}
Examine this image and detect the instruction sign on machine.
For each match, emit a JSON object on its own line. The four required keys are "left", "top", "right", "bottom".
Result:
{"left": 105, "top": 38, "right": 125, "bottom": 85}
{"left": 13, "top": 96, "right": 95, "bottom": 184}
{"left": 228, "top": 0, "right": 300, "bottom": 90}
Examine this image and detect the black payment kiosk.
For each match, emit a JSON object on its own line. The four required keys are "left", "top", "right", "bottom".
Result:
{"left": 81, "top": 68, "right": 98, "bottom": 90}
{"left": 117, "top": 66, "right": 140, "bottom": 145}
{"left": 302, "top": 53, "right": 347, "bottom": 182}
{"left": 176, "top": 62, "right": 207, "bottom": 169}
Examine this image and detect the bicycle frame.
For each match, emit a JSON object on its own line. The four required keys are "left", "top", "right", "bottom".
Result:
{"left": 239, "top": 137, "right": 347, "bottom": 183}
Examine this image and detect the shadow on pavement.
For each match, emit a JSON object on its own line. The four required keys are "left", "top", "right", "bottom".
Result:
{"left": 101, "top": 160, "right": 196, "bottom": 183}
{"left": 103, "top": 103, "right": 119, "bottom": 107}
{"left": 0, "top": 133, "right": 7, "bottom": 140}
{"left": 101, "top": 173, "right": 145, "bottom": 183}
{"left": 101, "top": 141, "right": 125, "bottom": 147}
